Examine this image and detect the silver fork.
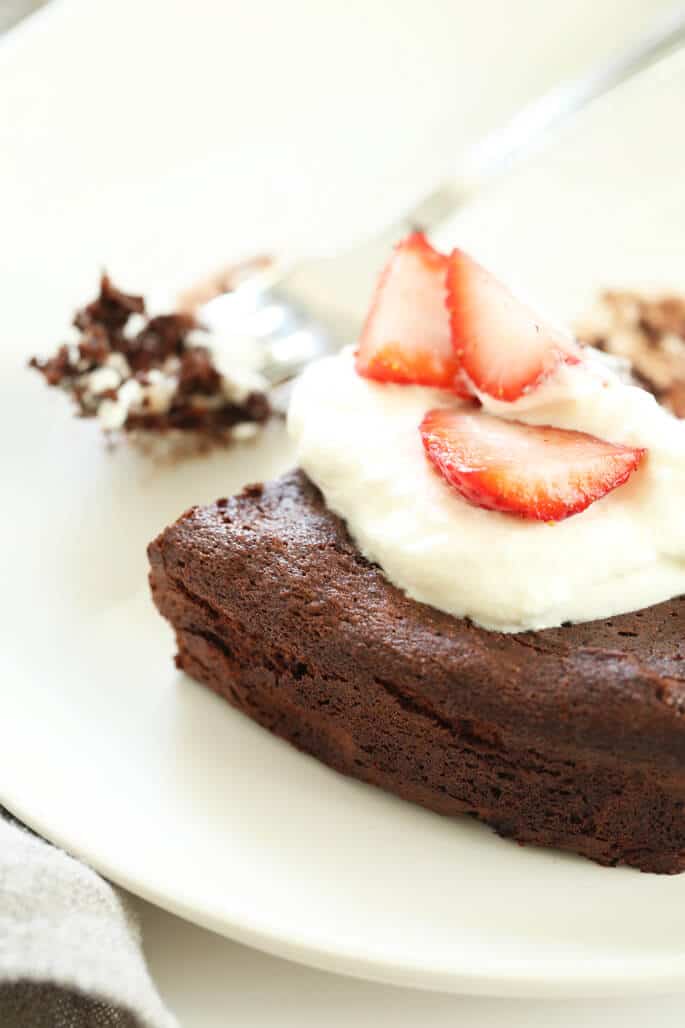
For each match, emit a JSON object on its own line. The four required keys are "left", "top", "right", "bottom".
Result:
{"left": 209, "top": 8, "right": 685, "bottom": 411}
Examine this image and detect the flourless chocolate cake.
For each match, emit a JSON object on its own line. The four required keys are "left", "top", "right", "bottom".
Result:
{"left": 148, "top": 236, "right": 685, "bottom": 874}
{"left": 149, "top": 470, "right": 685, "bottom": 874}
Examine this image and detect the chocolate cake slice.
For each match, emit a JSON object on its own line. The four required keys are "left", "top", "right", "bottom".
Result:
{"left": 149, "top": 470, "right": 685, "bottom": 874}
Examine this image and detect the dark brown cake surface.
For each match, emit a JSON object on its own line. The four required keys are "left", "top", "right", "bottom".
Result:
{"left": 149, "top": 470, "right": 685, "bottom": 873}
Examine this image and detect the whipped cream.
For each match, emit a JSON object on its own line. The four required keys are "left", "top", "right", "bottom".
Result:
{"left": 288, "top": 346, "right": 685, "bottom": 632}
{"left": 198, "top": 291, "right": 269, "bottom": 401}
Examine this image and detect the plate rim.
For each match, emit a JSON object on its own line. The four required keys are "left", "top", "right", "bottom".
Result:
{"left": 3, "top": 784, "right": 685, "bottom": 999}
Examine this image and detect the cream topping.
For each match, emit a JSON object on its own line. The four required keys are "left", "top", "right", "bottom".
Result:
{"left": 288, "top": 347, "right": 685, "bottom": 632}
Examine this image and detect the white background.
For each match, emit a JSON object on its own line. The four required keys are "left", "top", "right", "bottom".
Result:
{"left": 3, "top": 1, "right": 685, "bottom": 1024}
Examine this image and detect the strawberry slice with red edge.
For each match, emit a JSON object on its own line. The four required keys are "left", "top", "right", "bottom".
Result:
{"left": 420, "top": 409, "right": 646, "bottom": 521}
{"left": 356, "top": 232, "right": 471, "bottom": 395}
{"left": 446, "top": 249, "right": 582, "bottom": 402}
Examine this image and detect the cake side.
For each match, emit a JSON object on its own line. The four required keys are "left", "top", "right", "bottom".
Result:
{"left": 148, "top": 470, "right": 685, "bottom": 872}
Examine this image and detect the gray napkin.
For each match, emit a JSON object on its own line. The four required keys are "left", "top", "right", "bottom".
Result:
{"left": 0, "top": 811, "right": 178, "bottom": 1028}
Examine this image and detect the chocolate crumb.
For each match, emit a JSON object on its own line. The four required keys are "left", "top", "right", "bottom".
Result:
{"left": 29, "top": 344, "right": 71, "bottom": 386}
{"left": 177, "top": 347, "right": 222, "bottom": 396}
{"left": 74, "top": 275, "right": 145, "bottom": 333}
{"left": 577, "top": 290, "right": 685, "bottom": 417}
{"left": 129, "top": 313, "right": 196, "bottom": 372}
{"left": 30, "top": 275, "right": 270, "bottom": 447}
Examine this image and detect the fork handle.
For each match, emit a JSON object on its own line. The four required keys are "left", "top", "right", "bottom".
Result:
{"left": 415, "top": 5, "right": 685, "bottom": 235}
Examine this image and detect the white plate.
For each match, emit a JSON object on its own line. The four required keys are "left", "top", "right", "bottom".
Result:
{"left": 5, "top": 402, "right": 685, "bottom": 1002}
{"left": 4, "top": 2, "right": 685, "bottom": 1000}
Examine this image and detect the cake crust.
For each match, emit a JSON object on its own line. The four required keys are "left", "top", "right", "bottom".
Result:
{"left": 148, "top": 470, "right": 685, "bottom": 873}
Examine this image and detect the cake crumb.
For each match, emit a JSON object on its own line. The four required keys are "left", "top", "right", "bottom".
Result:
{"left": 577, "top": 291, "right": 685, "bottom": 417}
{"left": 30, "top": 275, "right": 271, "bottom": 447}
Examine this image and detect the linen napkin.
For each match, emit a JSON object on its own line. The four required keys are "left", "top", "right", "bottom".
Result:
{"left": 0, "top": 810, "right": 178, "bottom": 1028}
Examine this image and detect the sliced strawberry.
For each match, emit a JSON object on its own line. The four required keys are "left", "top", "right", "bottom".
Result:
{"left": 356, "top": 232, "right": 471, "bottom": 395}
{"left": 446, "top": 249, "right": 581, "bottom": 402}
{"left": 420, "top": 409, "right": 645, "bottom": 521}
